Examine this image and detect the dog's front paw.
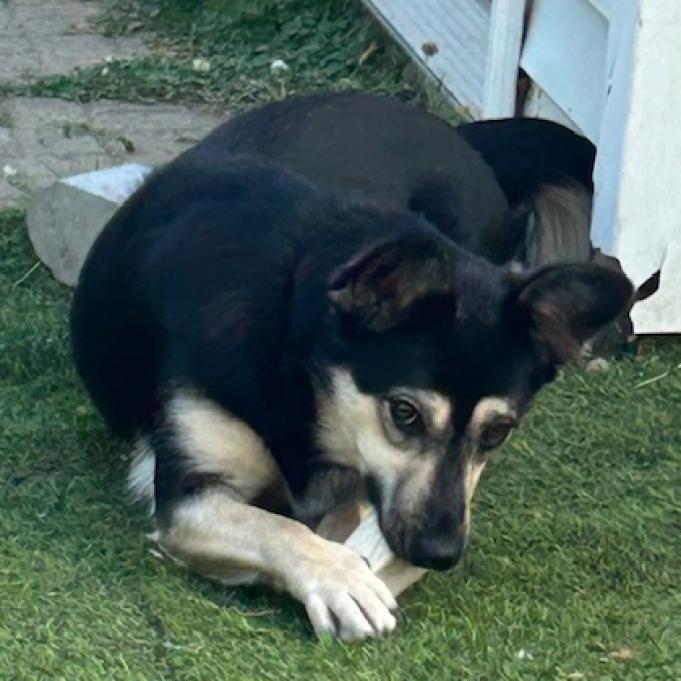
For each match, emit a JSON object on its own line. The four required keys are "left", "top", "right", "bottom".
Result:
{"left": 288, "top": 540, "right": 398, "bottom": 641}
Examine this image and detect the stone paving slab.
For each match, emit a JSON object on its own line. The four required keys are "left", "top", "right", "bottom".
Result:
{"left": 0, "top": 0, "right": 148, "bottom": 82}
{"left": 1, "top": 96, "right": 227, "bottom": 204}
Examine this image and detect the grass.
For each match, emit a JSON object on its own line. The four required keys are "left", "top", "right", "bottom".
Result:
{"left": 4, "top": 0, "right": 425, "bottom": 112}
{"left": 2, "top": 0, "right": 680, "bottom": 678}
{"left": 4, "top": 0, "right": 459, "bottom": 120}
{"left": 0, "top": 110, "right": 14, "bottom": 129}
{"left": 2, "top": 210, "right": 681, "bottom": 680}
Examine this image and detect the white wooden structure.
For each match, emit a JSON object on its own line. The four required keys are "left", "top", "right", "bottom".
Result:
{"left": 362, "top": 0, "right": 681, "bottom": 333}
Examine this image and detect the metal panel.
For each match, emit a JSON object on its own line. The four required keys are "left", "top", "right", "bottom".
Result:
{"left": 520, "top": 0, "right": 609, "bottom": 142}
{"left": 592, "top": 0, "right": 681, "bottom": 333}
{"left": 362, "top": 0, "right": 491, "bottom": 117}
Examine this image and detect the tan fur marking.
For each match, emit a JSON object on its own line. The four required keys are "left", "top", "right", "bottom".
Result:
{"left": 462, "top": 396, "right": 515, "bottom": 527}
{"left": 155, "top": 491, "right": 398, "bottom": 640}
{"left": 528, "top": 182, "right": 592, "bottom": 267}
{"left": 315, "top": 369, "right": 451, "bottom": 494}
{"left": 315, "top": 500, "right": 363, "bottom": 543}
{"left": 462, "top": 459, "right": 487, "bottom": 530}
{"left": 315, "top": 369, "right": 414, "bottom": 491}
{"left": 416, "top": 390, "right": 452, "bottom": 431}
{"left": 169, "top": 391, "right": 281, "bottom": 502}
{"left": 468, "top": 396, "right": 516, "bottom": 436}
{"left": 395, "top": 455, "right": 439, "bottom": 515}
{"left": 316, "top": 369, "right": 456, "bottom": 536}
{"left": 465, "top": 460, "right": 487, "bottom": 505}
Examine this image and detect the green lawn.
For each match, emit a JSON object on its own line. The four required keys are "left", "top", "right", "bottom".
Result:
{"left": 2, "top": 1, "right": 681, "bottom": 678}
{"left": 2, "top": 203, "right": 681, "bottom": 681}
{"left": 7, "top": 0, "right": 412, "bottom": 110}
{"left": 5, "top": 0, "right": 458, "bottom": 121}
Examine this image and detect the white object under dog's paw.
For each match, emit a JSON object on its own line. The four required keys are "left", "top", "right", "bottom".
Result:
{"left": 288, "top": 541, "right": 398, "bottom": 641}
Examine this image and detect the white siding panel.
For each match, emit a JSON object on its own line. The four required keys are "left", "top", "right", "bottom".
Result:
{"left": 592, "top": 0, "right": 681, "bottom": 333}
{"left": 362, "top": 0, "right": 491, "bottom": 117}
{"left": 481, "top": 0, "right": 525, "bottom": 118}
{"left": 588, "top": 0, "right": 614, "bottom": 19}
{"left": 520, "top": 0, "right": 609, "bottom": 143}
{"left": 523, "top": 83, "right": 584, "bottom": 134}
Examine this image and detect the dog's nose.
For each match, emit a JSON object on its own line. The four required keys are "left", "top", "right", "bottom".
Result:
{"left": 409, "top": 532, "right": 466, "bottom": 571}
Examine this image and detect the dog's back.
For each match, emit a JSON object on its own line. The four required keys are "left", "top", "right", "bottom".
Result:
{"left": 193, "top": 92, "right": 631, "bottom": 357}
{"left": 194, "top": 91, "right": 512, "bottom": 261}
{"left": 197, "top": 92, "right": 597, "bottom": 268}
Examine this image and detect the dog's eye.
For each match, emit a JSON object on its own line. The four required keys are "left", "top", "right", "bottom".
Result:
{"left": 480, "top": 419, "right": 514, "bottom": 451}
{"left": 388, "top": 398, "right": 422, "bottom": 433}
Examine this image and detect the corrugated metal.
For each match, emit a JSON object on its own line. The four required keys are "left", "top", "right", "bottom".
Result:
{"left": 362, "top": 0, "right": 491, "bottom": 117}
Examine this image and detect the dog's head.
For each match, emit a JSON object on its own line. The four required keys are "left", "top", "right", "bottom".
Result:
{"left": 315, "top": 230, "right": 632, "bottom": 570}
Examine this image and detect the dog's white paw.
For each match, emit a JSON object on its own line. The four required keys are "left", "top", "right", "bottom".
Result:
{"left": 288, "top": 541, "right": 398, "bottom": 641}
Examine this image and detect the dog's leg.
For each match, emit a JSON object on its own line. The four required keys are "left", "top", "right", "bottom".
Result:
{"left": 315, "top": 503, "right": 428, "bottom": 598}
{"left": 154, "top": 490, "right": 398, "bottom": 640}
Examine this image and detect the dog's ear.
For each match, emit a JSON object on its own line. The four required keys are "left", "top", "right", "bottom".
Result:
{"left": 328, "top": 234, "right": 453, "bottom": 332}
{"left": 512, "top": 263, "right": 633, "bottom": 363}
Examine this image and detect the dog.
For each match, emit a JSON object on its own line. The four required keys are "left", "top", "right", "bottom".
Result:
{"left": 71, "top": 131, "right": 632, "bottom": 639}
{"left": 199, "top": 90, "right": 595, "bottom": 270}
{"left": 196, "top": 91, "right": 634, "bottom": 360}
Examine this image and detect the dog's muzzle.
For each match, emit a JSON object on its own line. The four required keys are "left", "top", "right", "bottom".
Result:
{"left": 407, "top": 527, "right": 468, "bottom": 570}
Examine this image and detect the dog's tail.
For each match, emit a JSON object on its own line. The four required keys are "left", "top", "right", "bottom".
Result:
{"left": 456, "top": 117, "right": 595, "bottom": 268}
{"left": 521, "top": 181, "right": 593, "bottom": 267}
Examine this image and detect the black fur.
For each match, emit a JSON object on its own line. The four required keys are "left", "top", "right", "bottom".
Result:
{"left": 456, "top": 117, "right": 595, "bottom": 205}
{"left": 191, "top": 92, "right": 634, "bottom": 359}
{"left": 188, "top": 90, "right": 513, "bottom": 263}
{"left": 71, "top": 145, "right": 632, "bottom": 567}
{"left": 192, "top": 91, "right": 595, "bottom": 266}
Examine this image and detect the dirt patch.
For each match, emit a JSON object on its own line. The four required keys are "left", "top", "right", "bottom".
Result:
{"left": 0, "top": 96, "right": 224, "bottom": 204}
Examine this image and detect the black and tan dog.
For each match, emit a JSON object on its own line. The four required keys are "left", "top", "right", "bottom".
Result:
{"left": 71, "top": 95, "right": 632, "bottom": 641}
{"left": 198, "top": 91, "right": 631, "bottom": 357}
